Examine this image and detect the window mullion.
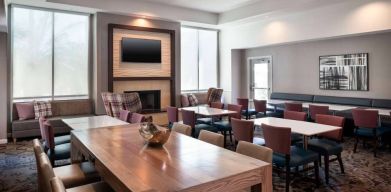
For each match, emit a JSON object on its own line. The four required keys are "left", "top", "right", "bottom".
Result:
{"left": 51, "top": 11, "right": 55, "bottom": 101}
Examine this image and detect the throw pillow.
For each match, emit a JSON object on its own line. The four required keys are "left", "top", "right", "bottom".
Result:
{"left": 34, "top": 101, "right": 53, "bottom": 119}
{"left": 15, "top": 102, "right": 35, "bottom": 120}
{"left": 188, "top": 94, "right": 199, "bottom": 106}
{"left": 208, "top": 88, "right": 223, "bottom": 104}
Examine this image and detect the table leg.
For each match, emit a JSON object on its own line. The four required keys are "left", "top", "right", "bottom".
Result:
{"left": 303, "top": 135, "right": 309, "bottom": 175}
{"left": 251, "top": 164, "right": 273, "bottom": 192}
{"left": 71, "top": 137, "right": 84, "bottom": 164}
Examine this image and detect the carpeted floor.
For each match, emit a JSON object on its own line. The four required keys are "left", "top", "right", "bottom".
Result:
{"left": 1, "top": 134, "right": 390, "bottom": 192}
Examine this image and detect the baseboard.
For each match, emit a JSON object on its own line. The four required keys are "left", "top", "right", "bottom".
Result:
{"left": 0, "top": 139, "right": 7, "bottom": 144}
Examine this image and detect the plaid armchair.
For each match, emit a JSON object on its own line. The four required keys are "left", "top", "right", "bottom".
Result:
{"left": 101, "top": 92, "right": 142, "bottom": 118}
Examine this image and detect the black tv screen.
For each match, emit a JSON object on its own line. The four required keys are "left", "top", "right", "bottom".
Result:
{"left": 121, "top": 38, "right": 161, "bottom": 63}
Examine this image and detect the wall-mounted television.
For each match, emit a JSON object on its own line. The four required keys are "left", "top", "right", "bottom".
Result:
{"left": 121, "top": 38, "right": 161, "bottom": 63}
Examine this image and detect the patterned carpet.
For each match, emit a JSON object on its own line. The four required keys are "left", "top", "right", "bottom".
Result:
{"left": 0, "top": 136, "right": 390, "bottom": 192}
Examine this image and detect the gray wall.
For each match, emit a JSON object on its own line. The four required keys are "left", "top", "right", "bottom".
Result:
{"left": 94, "top": 12, "right": 181, "bottom": 114}
{"left": 238, "top": 32, "right": 391, "bottom": 99}
{"left": 0, "top": 32, "right": 8, "bottom": 142}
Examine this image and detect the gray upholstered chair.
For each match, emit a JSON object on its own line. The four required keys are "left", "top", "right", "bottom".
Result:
{"left": 171, "top": 123, "right": 192, "bottom": 136}
{"left": 198, "top": 130, "right": 224, "bottom": 147}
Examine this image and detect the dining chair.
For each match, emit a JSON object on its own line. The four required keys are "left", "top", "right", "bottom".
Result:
{"left": 181, "top": 109, "right": 217, "bottom": 138}
{"left": 167, "top": 106, "right": 179, "bottom": 128}
{"left": 40, "top": 118, "right": 71, "bottom": 166}
{"left": 352, "top": 109, "right": 390, "bottom": 157}
{"left": 284, "top": 102, "right": 303, "bottom": 112}
{"left": 197, "top": 102, "right": 224, "bottom": 125}
{"left": 171, "top": 123, "right": 192, "bottom": 136}
{"left": 50, "top": 177, "right": 114, "bottom": 192}
{"left": 198, "top": 130, "right": 224, "bottom": 147}
{"left": 284, "top": 110, "right": 307, "bottom": 144}
{"left": 236, "top": 141, "right": 273, "bottom": 163}
{"left": 213, "top": 104, "right": 242, "bottom": 146}
{"left": 308, "top": 105, "right": 329, "bottom": 121}
{"left": 33, "top": 139, "right": 100, "bottom": 190}
{"left": 119, "top": 109, "right": 131, "bottom": 122}
{"left": 237, "top": 98, "right": 257, "bottom": 119}
{"left": 262, "top": 123, "right": 319, "bottom": 192}
{"left": 307, "top": 114, "right": 345, "bottom": 184}
{"left": 39, "top": 117, "right": 70, "bottom": 150}
{"left": 254, "top": 99, "right": 279, "bottom": 118}
{"left": 231, "top": 118, "right": 265, "bottom": 147}
{"left": 129, "top": 112, "right": 146, "bottom": 123}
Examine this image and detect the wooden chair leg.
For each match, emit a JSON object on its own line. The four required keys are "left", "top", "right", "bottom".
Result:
{"left": 314, "top": 161, "right": 320, "bottom": 187}
{"left": 324, "top": 154, "right": 330, "bottom": 184}
{"left": 337, "top": 154, "right": 344, "bottom": 174}
{"left": 223, "top": 131, "right": 227, "bottom": 147}
{"left": 374, "top": 135, "right": 379, "bottom": 157}
{"left": 229, "top": 130, "right": 233, "bottom": 144}
{"left": 354, "top": 135, "right": 359, "bottom": 153}
{"left": 285, "top": 165, "right": 290, "bottom": 192}
{"left": 318, "top": 154, "right": 322, "bottom": 167}
{"left": 13, "top": 138, "right": 17, "bottom": 144}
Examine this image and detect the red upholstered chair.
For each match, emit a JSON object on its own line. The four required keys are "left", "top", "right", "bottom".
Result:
{"left": 167, "top": 106, "right": 178, "bottom": 128}
{"left": 213, "top": 104, "right": 244, "bottom": 146}
{"left": 230, "top": 118, "right": 264, "bottom": 147}
{"left": 129, "top": 113, "right": 146, "bottom": 124}
{"left": 352, "top": 109, "right": 390, "bottom": 157}
{"left": 38, "top": 117, "right": 70, "bottom": 152}
{"left": 308, "top": 114, "right": 345, "bottom": 184}
{"left": 39, "top": 118, "right": 70, "bottom": 166}
{"left": 285, "top": 102, "right": 303, "bottom": 112}
{"left": 284, "top": 110, "right": 307, "bottom": 144}
{"left": 237, "top": 98, "right": 257, "bottom": 119}
{"left": 197, "top": 102, "right": 224, "bottom": 125}
{"left": 262, "top": 123, "right": 319, "bottom": 192}
{"left": 182, "top": 109, "right": 217, "bottom": 137}
{"left": 119, "top": 109, "right": 131, "bottom": 122}
{"left": 309, "top": 105, "right": 329, "bottom": 121}
{"left": 254, "top": 99, "right": 267, "bottom": 116}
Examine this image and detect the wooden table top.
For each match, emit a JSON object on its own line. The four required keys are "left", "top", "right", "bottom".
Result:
{"left": 62, "top": 115, "right": 129, "bottom": 130}
{"left": 180, "top": 106, "right": 237, "bottom": 117}
{"left": 71, "top": 124, "right": 271, "bottom": 191}
{"left": 253, "top": 117, "right": 341, "bottom": 136}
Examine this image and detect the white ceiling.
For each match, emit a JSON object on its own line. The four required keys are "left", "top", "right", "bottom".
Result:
{"left": 142, "top": 0, "right": 261, "bottom": 13}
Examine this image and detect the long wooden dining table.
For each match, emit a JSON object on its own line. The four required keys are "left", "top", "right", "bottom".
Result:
{"left": 71, "top": 124, "right": 272, "bottom": 192}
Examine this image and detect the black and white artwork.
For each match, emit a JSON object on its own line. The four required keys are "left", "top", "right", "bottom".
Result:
{"left": 319, "top": 53, "right": 368, "bottom": 91}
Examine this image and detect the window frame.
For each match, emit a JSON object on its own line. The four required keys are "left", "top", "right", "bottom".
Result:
{"left": 10, "top": 4, "right": 92, "bottom": 101}
{"left": 180, "top": 26, "right": 219, "bottom": 93}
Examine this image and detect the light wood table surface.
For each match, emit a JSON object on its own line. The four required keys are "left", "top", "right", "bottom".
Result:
{"left": 180, "top": 106, "right": 237, "bottom": 117}
{"left": 253, "top": 117, "right": 341, "bottom": 149}
{"left": 62, "top": 115, "right": 129, "bottom": 130}
{"left": 71, "top": 124, "right": 272, "bottom": 192}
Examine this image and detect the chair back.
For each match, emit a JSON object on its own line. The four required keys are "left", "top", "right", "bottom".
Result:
{"left": 50, "top": 177, "right": 66, "bottom": 192}
{"left": 167, "top": 106, "right": 178, "bottom": 124}
{"left": 316, "top": 114, "right": 345, "bottom": 141}
{"left": 231, "top": 118, "right": 254, "bottom": 143}
{"left": 39, "top": 117, "right": 47, "bottom": 140}
{"left": 237, "top": 98, "right": 249, "bottom": 109}
{"left": 119, "top": 109, "right": 131, "bottom": 122}
{"left": 181, "top": 110, "right": 196, "bottom": 129}
{"left": 262, "top": 123, "right": 291, "bottom": 155}
{"left": 236, "top": 141, "right": 273, "bottom": 163}
{"left": 39, "top": 153, "right": 55, "bottom": 192}
{"left": 254, "top": 99, "right": 267, "bottom": 113}
{"left": 41, "top": 120, "right": 55, "bottom": 150}
{"left": 171, "top": 123, "right": 192, "bottom": 136}
{"left": 352, "top": 109, "right": 379, "bottom": 128}
{"left": 210, "top": 102, "right": 224, "bottom": 109}
{"left": 227, "top": 104, "right": 243, "bottom": 120}
{"left": 284, "top": 110, "right": 307, "bottom": 121}
{"left": 33, "top": 139, "right": 44, "bottom": 192}
{"left": 285, "top": 102, "right": 303, "bottom": 112}
{"left": 198, "top": 130, "right": 224, "bottom": 147}
{"left": 309, "top": 105, "right": 329, "bottom": 120}
{"left": 130, "top": 113, "right": 146, "bottom": 123}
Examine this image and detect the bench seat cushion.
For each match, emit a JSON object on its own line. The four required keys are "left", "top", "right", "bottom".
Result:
{"left": 372, "top": 99, "right": 391, "bottom": 109}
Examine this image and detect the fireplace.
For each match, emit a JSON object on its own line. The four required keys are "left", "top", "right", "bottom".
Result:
{"left": 125, "top": 90, "right": 161, "bottom": 112}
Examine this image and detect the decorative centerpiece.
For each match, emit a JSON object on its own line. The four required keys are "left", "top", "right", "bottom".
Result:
{"left": 139, "top": 122, "right": 171, "bottom": 147}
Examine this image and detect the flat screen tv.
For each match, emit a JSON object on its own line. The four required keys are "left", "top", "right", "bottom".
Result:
{"left": 121, "top": 38, "right": 161, "bottom": 63}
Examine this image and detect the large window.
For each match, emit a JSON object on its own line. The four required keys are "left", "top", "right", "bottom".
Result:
{"left": 181, "top": 27, "right": 218, "bottom": 92}
{"left": 11, "top": 6, "right": 89, "bottom": 101}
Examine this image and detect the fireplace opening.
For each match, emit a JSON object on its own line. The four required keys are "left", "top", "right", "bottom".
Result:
{"left": 125, "top": 90, "right": 161, "bottom": 112}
